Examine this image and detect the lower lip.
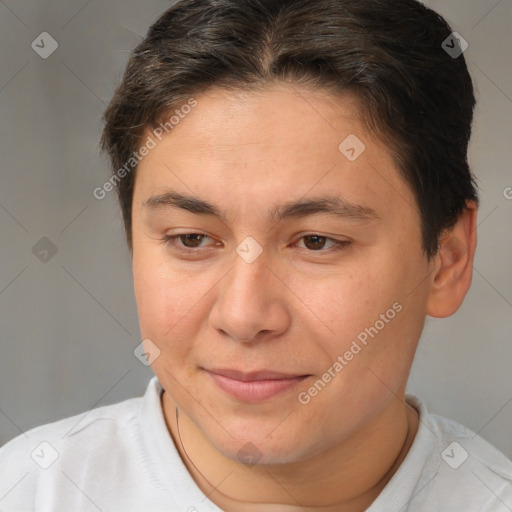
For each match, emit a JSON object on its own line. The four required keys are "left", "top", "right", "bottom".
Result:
{"left": 207, "top": 372, "right": 308, "bottom": 402}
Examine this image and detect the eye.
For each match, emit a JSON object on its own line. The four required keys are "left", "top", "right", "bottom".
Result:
{"left": 163, "top": 233, "right": 218, "bottom": 251}
{"left": 162, "top": 232, "right": 350, "bottom": 255}
{"left": 296, "top": 234, "right": 350, "bottom": 252}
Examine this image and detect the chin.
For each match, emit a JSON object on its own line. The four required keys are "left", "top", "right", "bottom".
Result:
{"left": 205, "top": 419, "right": 324, "bottom": 467}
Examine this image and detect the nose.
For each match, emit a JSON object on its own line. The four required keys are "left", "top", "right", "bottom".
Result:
{"left": 208, "top": 247, "right": 291, "bottom": 343}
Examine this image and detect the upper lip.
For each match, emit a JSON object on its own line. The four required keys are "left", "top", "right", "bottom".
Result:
{"left": 205, "top": 368, "right": 309, "bottom": 381}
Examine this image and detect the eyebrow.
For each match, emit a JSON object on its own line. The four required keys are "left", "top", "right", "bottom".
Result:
{"left": 142, "top": 191, "right": 380, "bottom": 223}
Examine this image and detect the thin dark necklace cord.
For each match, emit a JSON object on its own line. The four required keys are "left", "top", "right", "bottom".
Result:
{"left": 174, "top": 405, "right": 415, "bottom": 508}
{"left": 175, "top": 406, "right": 239, "bottom": 501}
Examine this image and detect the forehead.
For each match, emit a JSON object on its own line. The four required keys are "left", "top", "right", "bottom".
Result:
{"left": 157, "top": 85, "right": 366, "bottom": 158}
{"left": 133, "top": 84, "right": 417, "bottom": 227}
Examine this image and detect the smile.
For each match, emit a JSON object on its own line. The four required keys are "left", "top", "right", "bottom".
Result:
{"left": 204, "top": 368, "right": 310, "bottom": 402}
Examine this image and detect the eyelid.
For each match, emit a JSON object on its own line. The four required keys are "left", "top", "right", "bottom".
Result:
{"left": 294, "top": 233, "right": 350, "bottom": 251}
{"left": 163, "top": 231, "right": 351, "bottom": 255}
{"left": 162, "top": 232, "right": 218, "bottom": 251}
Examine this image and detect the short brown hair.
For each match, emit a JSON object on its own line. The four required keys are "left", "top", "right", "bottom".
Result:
{"left": 101, "top": 0, "right": 478, "bottom": 256}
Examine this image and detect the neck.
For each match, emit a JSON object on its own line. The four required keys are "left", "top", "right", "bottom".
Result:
{"left": 162, "top": 391, "right": 418, "bottom": 511}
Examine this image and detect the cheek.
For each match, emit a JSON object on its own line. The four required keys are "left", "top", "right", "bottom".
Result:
{"left": 295, "top": 262, "right": 399, "bottom": 348}
{"left": 300, "top": 252, "right": 424, "bottom": 376}
{"left": 132, "top": 249, "right": 218, "bottom": 351}
{"left": 132, "top": 249, "right": 185, "bottom": 338}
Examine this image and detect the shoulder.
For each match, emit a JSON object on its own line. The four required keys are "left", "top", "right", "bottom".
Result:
{"left": 0, "top": 377, "right": 208, "bottom": 511}
{"left": 429, "top": 408, "right": 512, "bottom": 473}
{"left": 408, "top": 395, "right": 512, "bottom": 510}
{"left": 0, "top": 392, "right": 144, "bottom": 507}
{"left": 0, "top": 393, "right": 143, "bottom": 459}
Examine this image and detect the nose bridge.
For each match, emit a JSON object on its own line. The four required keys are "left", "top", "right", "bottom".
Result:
{"left": 211, "top": 244, "right": 286, "bottom": 342}
{"left": 225, "top": 247, "right": 270, "bottom": 313}
{"left": 226, "top": 232, "right": 269, "bottom": 294}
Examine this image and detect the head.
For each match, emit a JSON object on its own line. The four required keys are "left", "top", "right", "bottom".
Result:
{"left": 101, "top": 0, "right": 478, "bottom": 464}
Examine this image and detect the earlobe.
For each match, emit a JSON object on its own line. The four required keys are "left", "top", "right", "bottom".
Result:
{"left": 425, "top": 201, "right": 478, "bottom": 318}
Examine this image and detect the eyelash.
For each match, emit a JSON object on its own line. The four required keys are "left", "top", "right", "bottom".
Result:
{"left": 162, "top": 233, "right": 351, "bottom": 255}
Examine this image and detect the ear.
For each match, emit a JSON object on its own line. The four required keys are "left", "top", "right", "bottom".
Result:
{"left": 425, "top": 200, "right": 478, "bottom": 318}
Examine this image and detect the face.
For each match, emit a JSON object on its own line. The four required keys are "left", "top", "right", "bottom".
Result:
{"left": 131, "top": 84, "right": 433, "bottom": 464}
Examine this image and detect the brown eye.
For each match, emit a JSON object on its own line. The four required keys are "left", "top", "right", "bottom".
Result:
{"left": 303, "top": 235, "right": 328, "bottom": 251}
{"left": 296, "top": 234, "right": 351, "bottom": 253}
{"left": 163, "top": 232, "right": 220, "bottom": 255}
{"left": 179, "top": 233, "right": 206, "bottom": 248}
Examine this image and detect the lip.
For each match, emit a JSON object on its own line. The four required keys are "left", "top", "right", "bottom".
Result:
{"left": 205, "top": 368, "right": 310, "bottom": 402}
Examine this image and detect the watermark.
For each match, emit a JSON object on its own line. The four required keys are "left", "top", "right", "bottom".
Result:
{"left": 31, "top": 441, "right": 59, "bottom": 469}
{"left": 236, "top": 236, "right": 263, "bottom": 264}
{"left": 504, "top": 187, "right": 512, "bottom": 200}
{"left": 298, "top": 301, "right": 403, "bottom": 405}
{"left": 93, "top": 97, "right": 198, "bottom": 200}
{"left": 31, "top": 32, "right": 59, "bottom": 59}
{"left": 134, "top": 339, "right": 161, "bottom": 366}
{"left": 237, "top": 442, "right": 263, "bottom": 466}
{"left": 339, "top": 134, "right": 366, "bottom": 162}
{"left": 32, "top": 237, "right": 58, "bottom": 263}
{"left": 441, "top": 441, "right": 468, "bottom": 469}
{"left": 441, "top": 32, "right": 468, "bottom": 59}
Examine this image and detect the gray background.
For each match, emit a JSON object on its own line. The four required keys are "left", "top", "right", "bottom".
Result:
{"left": 0, "top": 0, "right": 511, "bottom": 459}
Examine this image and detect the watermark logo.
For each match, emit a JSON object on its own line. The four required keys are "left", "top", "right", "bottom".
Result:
{"left": 134, "top": 339, "right": 161, "bottom": 366}
{"left": 31, "top": 441, "right": 59, "bottom": 469}
{"left": 31, "top": 32, "right": 59, "bottom": 59}
{"left": 236, "top": 237, "right": 263, "bottom": 264}
{"left": 339, "top": 134, "right": 366, "bottom": 162}
{"left": 237, "top": 442, "right": 263, "bottom": 466}
{"left": 32, "top": 237, "right": 58, "bottom": 263}
{"left": 442, "top": 32, "right": 468, "bottom": 59}
{"left": 441, "top": 441, "right": 468, "bottom": 469}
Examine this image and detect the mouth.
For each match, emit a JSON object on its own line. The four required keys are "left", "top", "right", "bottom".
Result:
{"left": 204, "top": 368, "right": 311, "bottom": 402}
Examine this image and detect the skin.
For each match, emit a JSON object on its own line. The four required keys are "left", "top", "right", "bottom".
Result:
{"left": 131, "top": 84, "right": 477, "bottom": 511}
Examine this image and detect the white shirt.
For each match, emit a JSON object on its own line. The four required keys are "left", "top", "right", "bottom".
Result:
{"left": 1, "top": 377, "right": 511, "bottom": 511}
